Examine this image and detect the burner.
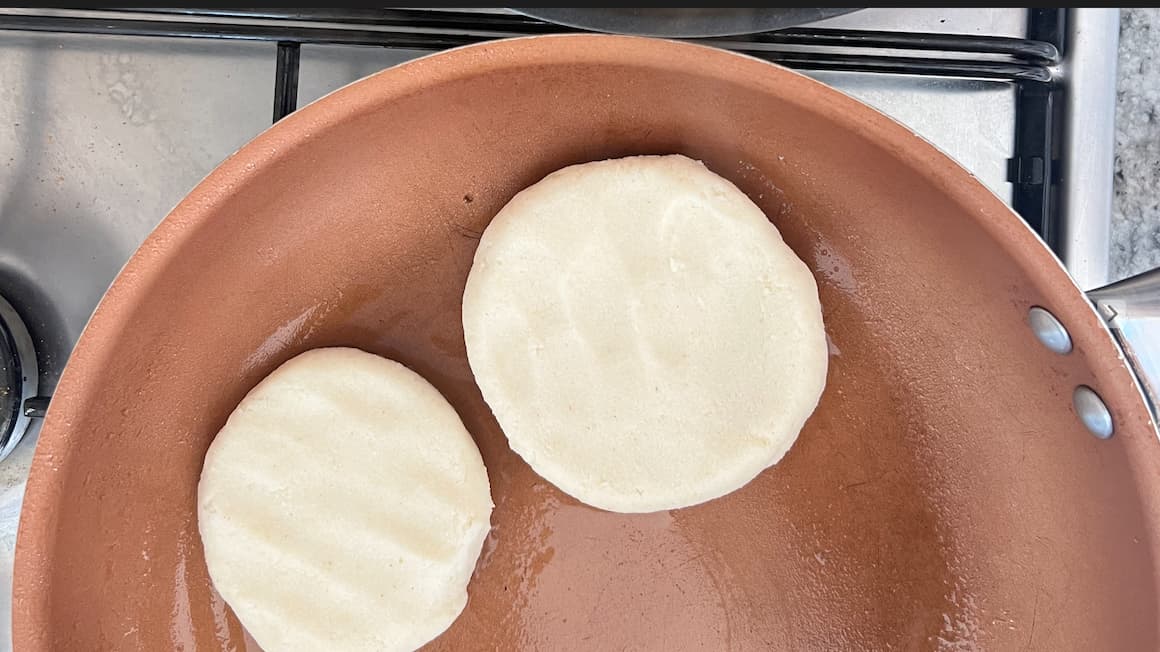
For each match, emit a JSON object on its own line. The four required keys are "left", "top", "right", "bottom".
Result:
{"left": 0, "top": 294, "right": 37, "bottom": 461}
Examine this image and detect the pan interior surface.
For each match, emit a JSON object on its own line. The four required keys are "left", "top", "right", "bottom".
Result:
{"left": 13, "top": 35, "right": 1160, "bottom": 651}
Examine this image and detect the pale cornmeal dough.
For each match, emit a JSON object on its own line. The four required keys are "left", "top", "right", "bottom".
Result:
{"left": 463, "top": 155, "right": 828, "bottom": 513}
{"left": 198, "top": 347, "right": 492, "bottom": 652}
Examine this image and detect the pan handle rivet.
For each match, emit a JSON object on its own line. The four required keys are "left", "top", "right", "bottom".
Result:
{"left": 1073, "top": 386, "right": 1113, "bottom": 439}
{"left": 1029, "top": 307, "right": 1072, "bottom": 354}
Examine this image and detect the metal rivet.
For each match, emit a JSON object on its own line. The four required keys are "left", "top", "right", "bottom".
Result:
{"left": 1073, "top": 386, "right": 1113, "bottom": 439}
{"left": 1029, "top": 306, "right": 1072, "bottom": 354}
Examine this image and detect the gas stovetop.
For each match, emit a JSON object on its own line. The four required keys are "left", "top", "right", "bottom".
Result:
{"left": 0, "top": 7, "right": 1120, "bottom": 644}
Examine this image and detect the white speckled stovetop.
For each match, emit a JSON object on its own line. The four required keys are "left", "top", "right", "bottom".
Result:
{"left": 1114, "top": 8, "right": 1160, "bottom": 281}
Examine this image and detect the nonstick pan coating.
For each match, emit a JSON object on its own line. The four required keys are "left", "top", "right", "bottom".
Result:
{"left": 14, "top": 35, "right": 1160, "bottom": 650}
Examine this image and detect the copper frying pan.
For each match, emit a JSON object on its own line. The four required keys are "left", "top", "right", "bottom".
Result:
{"left": 13, "top": 35, "right": 1160, "bottom": 650}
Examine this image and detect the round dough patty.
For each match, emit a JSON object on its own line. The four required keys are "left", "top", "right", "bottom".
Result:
{"left": 198, "top": 347, "right": 492, "bottom": 652}
{"left": 463, "top": 155, "right": 827, "bottom": 513}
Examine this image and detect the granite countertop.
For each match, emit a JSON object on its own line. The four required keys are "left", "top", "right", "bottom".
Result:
{"left": 1114, "top": 8, "right": 1160, "bottom": 281}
